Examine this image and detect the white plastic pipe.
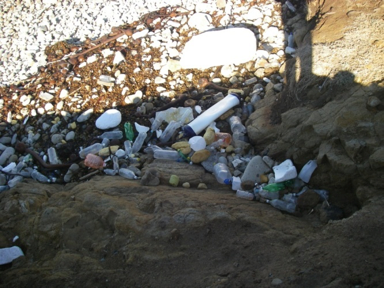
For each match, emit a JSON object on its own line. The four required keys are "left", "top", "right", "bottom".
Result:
{"left": 183, "top": 93, "right": 240, "bottom": 137}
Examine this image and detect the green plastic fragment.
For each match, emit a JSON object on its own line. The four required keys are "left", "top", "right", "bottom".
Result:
{"left": 124, "top": 122, "right": 135, "bottom": 141}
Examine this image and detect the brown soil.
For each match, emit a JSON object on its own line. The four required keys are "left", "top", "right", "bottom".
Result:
{"left": 1, "top": 177, "right": 384, "bottom": 288}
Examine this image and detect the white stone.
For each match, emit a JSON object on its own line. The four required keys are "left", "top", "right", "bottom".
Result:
{"left": 221, "top": 64, "right": 235, "bottom": 78}
{"left": 245, "top": 7, "right": 263, "bottom": 20}
{"left": 59, "top": 89, "right": 69, "bottom": 99}
{"left": 101, "top": 48, "right": 114, "bottom": 58}
{"left": 39, "top": 92, "right": 54, "bottom": 101}
{"left": 113, "top": 51, "right": 125, "bottom": 65}
{"left": 155, "top": 77, "right": 166, "bottom": 84}
{"left": 45, "top": 103, "right": 54, "bottom": 111}
{"left": 125, "top": 91, "right": 143, "bottom": 104}
{"left": 132, "top": 29, "right": 149, "bottom": 40}
{"left": 180, "top": 28, "right": 257, "bottom": 69}
{"left": 116, "top": 74, "right": 126, "bottom": 84}
{"left": 95, "top": 109, "right": 122, "bottom": 130}
{"left": 188, "top": 13, "right": 213, "bottom": 32}
{"left": 76, "top": 108, "right": 93, "bottom": 122}
{"left": 98, "top": 75, "right": 115, "bottom": 86}
{"left": 87, "top": 54, "right": 98, "bottom": 64}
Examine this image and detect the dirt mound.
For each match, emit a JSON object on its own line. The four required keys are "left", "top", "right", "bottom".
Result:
{"left": 1, "top": 177, "right": 384, "bottom": 287}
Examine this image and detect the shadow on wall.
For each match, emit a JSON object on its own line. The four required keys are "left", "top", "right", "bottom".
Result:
{"left": 246, "top": 0, "right": 384, "bottom": 208}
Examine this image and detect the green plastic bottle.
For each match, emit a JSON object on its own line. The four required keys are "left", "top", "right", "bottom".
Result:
{"left": 124, "top": 122, "right": 135, "bottom": 141}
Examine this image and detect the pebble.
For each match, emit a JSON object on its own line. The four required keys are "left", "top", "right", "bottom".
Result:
{"left": 191, "top": 149, "right": 211, "bottom": 163}
{"left": 95, "top": 109, "right": 122, "bottom": 130}
{"left": 76, "top": 108, "right": 93, "bottom": 122}
{"left": 51, "top": 134, "right": 63, "bottom": 145}
{"left": 182, "top": 182, "right": 191, "bottom": 188}
{"left": 197, "top": 183, "right": 208, "bottom": 189}
{"left": 169, "top": 175, "right": 180, "bottom": 187}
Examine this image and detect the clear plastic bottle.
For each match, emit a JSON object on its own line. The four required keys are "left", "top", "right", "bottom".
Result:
{"left": 79, "top": 143, "right": 103, "bottom": 159}
{"left": 213, "top": 163, "right": 232, "bottom": 184}
{"left": 236, "top": 190, "right": 255, "bottom": 201}
{"left": 159, "top": 120, "right": 181, "bottom": 143}
{"left": 98, "top": 130, "right": 123, "bottom": 140}
{"left": 118, "top": 168, "right": 138, "bottom": 180}
{"left": 31, "top": 170, "right": 50, "bottom": 183}
{"left": 131, "top": 132, "right": 147, "bottom": 154}
{"left": 124, "top": 140, "right": 132, "bottom": 156}
{"left": 259, "top": 188, "right": 280, "bottom": 200}
{"left": 154, "top": 149, "right": 180, "bottom": 161}
{"left": 101, "top": 138, "right": 110, "bottom": 147}
{"left": 8, "top": 175, "right": 24, "bottom": 188}
{"left": 112, "top": 156, "right": 119, "bottom": 171}
{"left": 47, "top": 147, "right": 59, "bottom": 165}
{"left": 267, "top": 199, "right": 296, "bottom": 213}
{"left": 228, "top": 115, "right": 246, "bottom": 134}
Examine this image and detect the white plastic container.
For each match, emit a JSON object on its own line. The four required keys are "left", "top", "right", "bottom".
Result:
{"left": 273, "top": 159, "right": 297, "bottom": 183}
{"left": 182, "top": 94, "right": 240, "bottom": 137}
{"left": 213, "top": 163, "right": 232, "bottom": 185}
{"left": 298, "top": 160, "right": 317, "bottom": 183}
{"left": 189, "top": 136, "right": 206, "bottom": 151}
{"left": 232, "top": 176, "right": 242, "bottom": 191}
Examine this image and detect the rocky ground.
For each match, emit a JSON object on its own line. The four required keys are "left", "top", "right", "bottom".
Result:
{"left": 1, "top": 0, "right": 384, "bottom": 287}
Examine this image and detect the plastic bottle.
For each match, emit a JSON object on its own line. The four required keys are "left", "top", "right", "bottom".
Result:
{"left": 104, "top": 169, "right": 117, "bottom": 176}
{"left": 31, "top": 170, "right": 50, "bottom": 183}
{"left": 79, "top": 143, "right": 103, "bottom": 159}
{"left": 124, "top": 140, "right": 132, "bottom": 156}
{"left": 266, "top": 199, "right": 296, "bottom": 213}
{"left": 262, "top": 182, "right": 286, "bottom": 192}
{"left": 47, "top": 147, "right": 59, "bottom": 165}
{"left": 150, "top": 116, "right": 164, "bottom": 132}
{"left": 84, "top": 154, "right": 106, "bottom": 169}
{"left": 143, "top": 144, "right": 162, "bottom": 155}
{"left": 287, "top": 32, "right": 295, "bottom": 48}
{"left": 213, "top": 163, "right": 232, "bottom": 184}
{"left": 112, "top": 156, "right": 119, "bottom": 171}
{"left": 131, "top": 132, "right": 147, "bottom": 154}
{"left": 298, "top": 160, "right": 317, "bottom": 183}
{"left": 8, "top": 176, "right": 24, "bottom": 188}
{"left": 214, "top": 132, "right": 232, "bottom": 147}
{"left": 118, "top": 168, "right": 138, "bottom": 179}
{"left": 101, "top": 138, "right": 110, "bottom": 147}
{"left": 159, "top": 120, "right": 181, "bottom": 143}
{"left": 228, "top": 115, "right": 246, "bottom": 134}
{"left": 154, "top": 149, "right": 180, "bottom": 161}
{"left": 182, "top": 94, "right": 240, "bottom": 137}
{"left": 99, "top": 130, "right": 123, "bottom": 140}
{"left": 313, "top": 189, "right": 329, "bottom": 200}
{"left": 236, "top": 190, "right": 255, "bottom": 201}
{"left": 259, "top": 188, "right": 280, "bottom": 200}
